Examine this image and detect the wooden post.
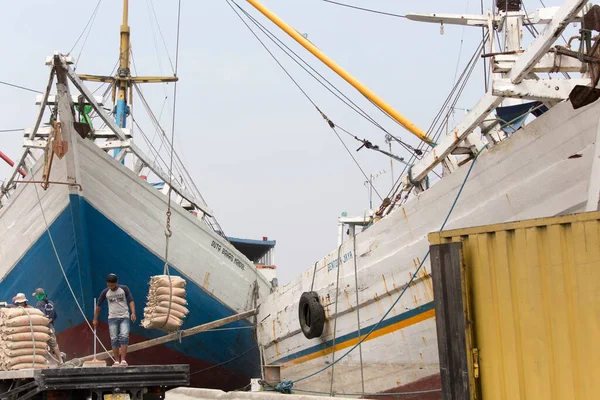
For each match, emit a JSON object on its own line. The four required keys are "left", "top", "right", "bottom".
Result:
{"left": 78, "top": 309, "right": 258, "bottom": 362}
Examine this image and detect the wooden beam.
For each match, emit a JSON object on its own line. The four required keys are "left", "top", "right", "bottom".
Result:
{"left": 36, "top": 94, "right": 104, "bottom": 106}
{"left": 509, "top": 0, "right": 588, "bottom": 84}
{"left": 403, "top": 0, "right": 588, "bottom": 186}
{"left": 131, "top": 76, "right": 178, "bottom": 83}
{"left": 493, "top": 53, "right": 584, "bottom": 73}
{"left": 25, "top": 127, "right": 132, "bottom": 138}
{"left": 492, "top": 78, "right": 590, "bottom": 100}
{"left": 1, "top": 66, "right": 54, "bottom": 195}
{"left": 97, "top": 139, "right": 132, "bottom": 150}
{"left": 405, "top": 13, "right": 491, "bottom": 27}
{"left": 59, "top": 57, "right": 214, "bottom": 217}
{"left": 403, "top": 92, "right": 502, "bottom": 185}
{"left": 77, "top": 74, "right": 115, "bottom": 83}
{"left": 78, "top": 309, "right": 258, "bottom": 362}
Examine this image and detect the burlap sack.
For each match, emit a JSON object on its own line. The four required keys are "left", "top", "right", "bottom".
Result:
{"left": 2, "top": 348, "right": 44, "bottom": 357}
{"left": 4, "top": 355, "right": 46, "bottom": 367}
{"left": 3, "top": 315, "right": 50, "bottom": 328}
{"left": 1, "top": 326, "right": 50, "bottom": 335}
{"left": 141, "top": 314, "right": 183, "bottom": 332}
{"left": 0, "top": 308, "right": 45, "bottom": 319}
{"left": 152, "top": 287, "right": 186, "bottom": 297}
{"left": 5, "top": 333, "right": 50, "bottom": 343}
{"left": 9, "top": 363, "right": 47, "bottom": 370}
{"left": 144, "top": 306, "right": 187, "bottom": 320}
{"left": 142, "top": 275, "right": 188, "bottom": 333}
{"left": 156, "top": 302, "right": 188, "bottom": 315}
{"left": 1, "top": 341, "right": 49, "bottom": 350}
{"left": 155, "top": 295, "right": 188, "bottom": 306}
{"left": 150, "top": 276, "right": 186, "bottom": 288}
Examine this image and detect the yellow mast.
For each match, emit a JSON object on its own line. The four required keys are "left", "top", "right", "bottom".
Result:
{"left": 77, "top": 0, "right": 178, "bottom": 116}
{"left": 245, "top": 0, "right": 434, "bottom": 146}
{"left": 118, "top": 0, "right": 131, "bottom": 112}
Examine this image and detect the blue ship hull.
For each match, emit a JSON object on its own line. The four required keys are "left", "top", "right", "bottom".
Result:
{"left": 0, "top": 194, "right": 260, "bottom": 390}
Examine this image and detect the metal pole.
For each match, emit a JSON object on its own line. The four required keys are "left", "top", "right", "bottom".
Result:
{"left": 93, "top": 298, "right": 97, "bottom": 359}
{"left": 244, "top": 0, "right": 434, "bottom": 146}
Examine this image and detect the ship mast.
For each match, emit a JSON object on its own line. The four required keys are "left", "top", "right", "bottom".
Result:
{"left": 77, "top": 0, "right": 178, "bottom": 161}
{"left": 116, "top": 0, "right": 131, "bottom": 130}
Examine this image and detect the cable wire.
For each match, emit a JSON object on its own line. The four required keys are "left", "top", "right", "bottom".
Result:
{"left": 322, "top": 0, "right": 406, "bottom": 18}
{"left": 292, "top": 144, "right": 487, "bottom": 385}
{"left": 72, "top": 0, "right": 103, "bottom": 69}
{"left": 228, "top": 0, "right": 384, "bottom": 200}
{"left": 0, "top": 80, "right": 42, "bottom": 94}
{"left": 33, "top": 184, "right": 116, "bottom": 362}
{"left": 148, "top": 0, "right": 176, "bottom": 74}
{"left": 190, "top": 345, "right": 258, "bottom": 376}
{"left": 232, "top": 1, "right": 424, "bottom": 167}
{"left": 68, "top": 0, "right": 103, "bottom": 55}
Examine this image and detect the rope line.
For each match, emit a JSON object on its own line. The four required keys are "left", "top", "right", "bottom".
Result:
{"left": 0, "top": 80, "right": 42, "bottom": 94}
{"left": 233, "top": 2, "right": 394, "bottom": 139}
{"left": 292, "top": 388, "right": 442, "bottom": 397}
{"left": 33, "top": 184, "right": 116, "bottom": 362}
{"left": 382, "top": 33, "right": 487, "bottom": 204}
{"left": 160, "top": 0, "right": 182, "bottom": 330}
{"left": 227, "top": 0, "right": 381, "bottom": 197}
{"left": 68, "top": 0, "right": 103, "bottom": 55}
{"left": 291, "top": 145, "right": 487, "bottom": 385}
{"left": 73, "top": 0, "right": 103, "bottom": 69}
{"left": 332, "top": 127, "right": 383, "bottom": 201}
{"left": 190, "top": 345, "right": 257, "bottom": 376}
{"left": 321, "top": 0, "right": 406, "bottom": 18}
{"left": 329, "top": 245, "right": 343, "bottom": 395}
{"left": 148, "top": 0, "right": 176, "bottom": 74}
{"left": 352, "top": 235, "right": 365, "bottom": 393}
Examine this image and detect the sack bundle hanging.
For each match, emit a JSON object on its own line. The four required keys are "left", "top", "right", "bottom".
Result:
{"left": 141, "top": 275, "right": 189, "bottom": 333}
{"left": 0, "top": 308, "right": 50, "bottom": 370}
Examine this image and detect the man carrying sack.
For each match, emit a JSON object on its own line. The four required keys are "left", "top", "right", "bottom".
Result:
{"left": 92, "top": 274, "right": 136, "bottom": 367}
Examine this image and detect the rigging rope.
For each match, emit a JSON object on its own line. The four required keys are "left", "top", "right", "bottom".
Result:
{"left": 351, "top": 234, "right": 365, "bottom": 393}
{"left": 68, "top": 0, "right": 103, "bottom": 55}
{"left": 234, "top": 1, "right": 420, "bottom": 164}
{"left": 234, "top": 2, "right": 393, "bottom": 134}
{"left": 227, "top": 0, "right": 383, "bottom": 201}
{"left": 321, "top": 0, "right": 407, "bottom": 19}
{"left": 289, "top": 144, "right": 487, "bottom": 387}
{"left": 33, "top": 184, "right": 116, "bottom": 362}
{"left": 329, "top": 245, "right": 343, "bottom": 395}
{"left": 161, "top": 0, "right": 182, "bottom": 329}
{"left": 383, "top": 33, "right": 487, "bottom": 204}
{"left": 0, "top": 80, "right": 42, "bottom": 94}
{"left": 73, "top": 0, "right": 103, "bottom": 69}
{"left": 148, "top": 0, "right": 176, "bottom": 74}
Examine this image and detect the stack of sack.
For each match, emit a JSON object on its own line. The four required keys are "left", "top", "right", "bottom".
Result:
{"left": 141, "top": 275, "right": 189, "bottom": 333}
{"left": 0, "top": 307, "right": 50, "bottom": 370}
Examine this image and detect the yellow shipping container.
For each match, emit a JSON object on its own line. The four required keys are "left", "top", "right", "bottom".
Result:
{"left": 428, "top": 212, "right": 600, "bottom": 400}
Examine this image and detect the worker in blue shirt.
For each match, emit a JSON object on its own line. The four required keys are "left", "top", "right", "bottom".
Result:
{"left": 32, "top": 288, "right": 64, "bottom": 364}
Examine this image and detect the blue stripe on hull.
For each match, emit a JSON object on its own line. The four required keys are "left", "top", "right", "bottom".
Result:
{"left": 0, "top": 194, "right": 260, "bottom": 382}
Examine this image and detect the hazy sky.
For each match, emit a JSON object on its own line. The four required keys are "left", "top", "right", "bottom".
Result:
{"left": 0, "top": 0, "right": 564, "bottom": 283}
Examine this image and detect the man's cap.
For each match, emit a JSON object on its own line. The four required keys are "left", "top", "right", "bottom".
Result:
{"left": 32, "top": 288, "right": 45, "bottom": 297}
{"left": 13, "top": 293, "right": 27, "bottom": 304}
{"left": 106, "top": 273, "right": 118, "bottom": 283}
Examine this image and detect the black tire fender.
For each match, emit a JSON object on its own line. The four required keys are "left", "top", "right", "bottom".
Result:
{"left": 298, "top": 291, "right": 325, "bottom": 339}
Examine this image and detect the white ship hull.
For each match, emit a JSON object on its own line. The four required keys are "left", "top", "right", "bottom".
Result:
{"left": 257, "top": 99, "right": 600, "bottom": 395}
{"left": 0, "top": 130, "right": 271, "bottom": 389}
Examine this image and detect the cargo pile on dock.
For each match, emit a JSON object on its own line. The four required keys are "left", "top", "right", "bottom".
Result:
{"left": 142, "top": 275, "right": 189, "bottom": 333}
{"left": 0, "top": 308, "right": 49, "bottom": 370}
